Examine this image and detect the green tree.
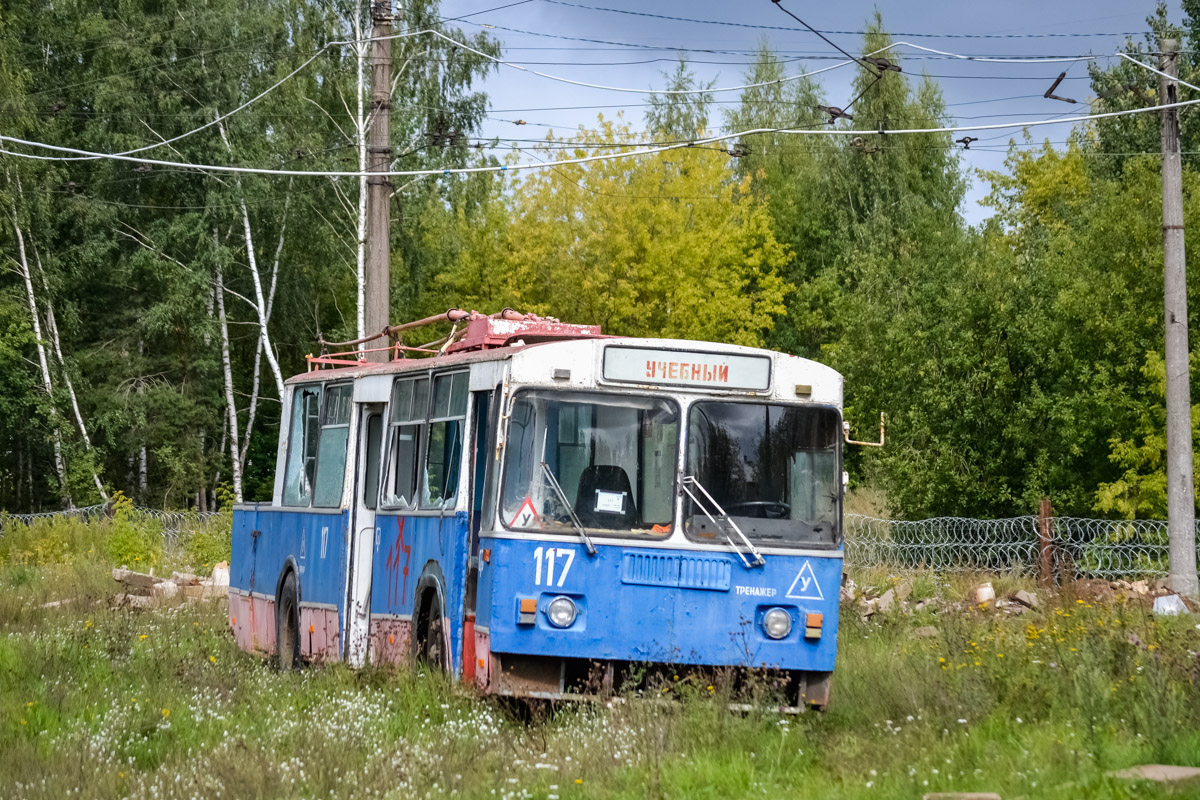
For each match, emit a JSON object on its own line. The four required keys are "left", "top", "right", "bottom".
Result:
{"left": 434, "top": 118, "right": 791, "bottom": 346}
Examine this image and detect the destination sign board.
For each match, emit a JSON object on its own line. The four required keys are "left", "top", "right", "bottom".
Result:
{"left": 602, "top": 346, "right": 771, "bottom": 391}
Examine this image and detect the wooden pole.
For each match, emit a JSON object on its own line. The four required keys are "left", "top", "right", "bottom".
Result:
{"left": 1158, "top": 38, "right": 1199, "bottom": 598}
{"left": 1039, "top": 497, "right": 1054, "bottom": 586}
{"left": 364, "top": 1, "right": 394, "bottom": 363}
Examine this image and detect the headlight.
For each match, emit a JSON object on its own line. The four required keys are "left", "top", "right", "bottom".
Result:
{"left": 546, "top": 596, "right": 578, "bottom": 628}
{"left": 763, "top": 607, "right": 792, "bottom": 639}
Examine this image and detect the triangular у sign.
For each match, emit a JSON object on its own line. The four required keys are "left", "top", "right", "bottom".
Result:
{"left": 786, "top": 560, "right": 824, "bottom": 600}
{"left": 510, "top": 496, "right": 540, "bottom": 529}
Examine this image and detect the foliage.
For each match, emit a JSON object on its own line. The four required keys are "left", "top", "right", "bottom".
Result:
{"left": 0, "top": 501, "right": 229, "bottom": 572}
{"left": 0, "top": 0, "right": 498, "bottom": 511}
{"left": 4, "top": 3, "right": 1200, "bottom": 522}
{"left": 102, "top": 492, "right": 163, "bottom": 568}
{"left": 433, "top": 117, "right": 792, "bottom": 347}
{"left": 1096, "top": 351, "right": 1200, "bottom": 517}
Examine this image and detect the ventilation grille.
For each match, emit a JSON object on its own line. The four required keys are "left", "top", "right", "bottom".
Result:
{"left": 620, "top": 552, "right": 731, "bottom": 592}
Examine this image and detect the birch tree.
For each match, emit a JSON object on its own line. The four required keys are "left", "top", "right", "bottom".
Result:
{"left": 8, "top": 187, "right": 70, "bottom": 507}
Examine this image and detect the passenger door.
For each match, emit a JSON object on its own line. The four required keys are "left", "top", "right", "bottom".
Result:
{"left": 344, "top": 377, "right": 390, "bottom": 667}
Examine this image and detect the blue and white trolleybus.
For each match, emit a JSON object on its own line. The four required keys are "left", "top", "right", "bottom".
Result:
{"left": 229, "top": 310, "right": 848, "bottom": 709}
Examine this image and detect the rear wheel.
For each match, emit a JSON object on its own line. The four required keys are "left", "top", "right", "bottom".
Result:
{"left": 276, "top": 572, "right": 301, "bottom": 670}
{"left": 418, "top": 593, "right": 447, "bottom": 671}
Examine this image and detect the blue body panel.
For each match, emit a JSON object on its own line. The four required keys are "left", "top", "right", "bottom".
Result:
{"left": 480, "top": 536, "right": 842, "bottom": 671}
{"left": 231, "top": 504, "right": 350, "bottom": 617}
{"left": 371, "top": 511, "right": 471, "bottom": 671}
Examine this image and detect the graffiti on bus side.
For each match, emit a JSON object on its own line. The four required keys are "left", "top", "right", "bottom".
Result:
{"left": 385, "top": 517, "right": 412, "bottom": 607}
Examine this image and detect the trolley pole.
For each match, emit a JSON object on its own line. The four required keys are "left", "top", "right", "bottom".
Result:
{"left": 364, "top": 1, "right": 394, "bottom": 363}
{"left": 1158, "top": 38, "right": 1199, "bottom": 598}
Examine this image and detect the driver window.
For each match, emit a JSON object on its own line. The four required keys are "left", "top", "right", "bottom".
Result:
{"left": 283, "top": 385, "right": 322, "bottom": 506}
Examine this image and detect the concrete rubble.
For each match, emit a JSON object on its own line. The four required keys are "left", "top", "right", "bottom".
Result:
{"left": 876, "top": 588, "right": 897, "bottom": 613}
{"left": 1012, "top": 589, "right": 1039, "bottom": 610}
{"left": 1152, "top": 594, "right": 1188, "bottom": 616}
{"left": 971, "top": 582, "right": 996, "bottom": 604}
{"left": 111, "top": 561, "right": 229, "bottom": 607}
{"left": 1107, "top": 764, "right": 1200, "bottom": 783}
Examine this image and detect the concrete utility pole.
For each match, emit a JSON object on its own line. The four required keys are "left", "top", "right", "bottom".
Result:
{"left": 364, "top": 1, "right": 394, "bottom": 363}
{"left": 1158, "top": 38, "right": 1199, "bottom": 598}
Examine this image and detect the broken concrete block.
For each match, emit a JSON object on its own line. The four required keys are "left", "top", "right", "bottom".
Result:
{"left": 210, "top": 562, "right": 230, "bottom": 587}
{"left": 1013, "top": 589, "right": 1039, "bottom": 609}
{"left": 183, "top": 583, "right": 225, "bottom": 600}
{"left": 858, "top": 597, "right": 877, "bottom": 618}
{"left": 172, "top": 572, "right": 202, "bottom": 586}
{"left": 895, "top": 581, "right": 913, "bottom": 602}
{"left": 911, "top": 625, "right": 939, "bottom": 639}
{"left": 1130, "top": 579, "right": 1151, "bottom": 596}
{"left": 111, "top": 593, "right": 155, "bottom": 609}
{"left": 971, "top": 582, "right": 995, "bottom": 604}
{"left": 876, "top": 588, "right": 896, "bottom": 613}
{"left": 1107, "top": 764, "right": 1200, "bottom": 783}
{"left": 1153, "top": 595, "right": 1188, "bottom": 616}
{"left": 150, "top": 581, "right": 179, "bottom": 600}
{"left": 112, "top": 568, "right": 161, "bottom": 590}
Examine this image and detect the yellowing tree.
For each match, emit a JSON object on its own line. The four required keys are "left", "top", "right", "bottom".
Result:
{"left": 435, "top": 118, "right": 791, "bottom": 347}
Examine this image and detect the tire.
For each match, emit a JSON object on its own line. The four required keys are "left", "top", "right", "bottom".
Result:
{"left": 419, "top": 594, "right": 447, "bottom": 672}
{"left": 276, "top": 572, "right": 301, "bottom": 670}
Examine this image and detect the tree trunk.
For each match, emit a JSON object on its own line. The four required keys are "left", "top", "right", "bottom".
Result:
{"left": 240, "top": 181, "right": 291, "bottom": 473}
{"left": 215, "top": 268, "right": 244, "bottom": 503}
{"left": 213, "top": 411, "right": 228, "bottom": 507}
{"left": 216, "top": 120, "right": 286, "bottom": 400}
{"left": 32, "top": 246, "right": 107, "bottom": 502}
{"left": 8, "top": 185, "right": 71, "bottom": 508}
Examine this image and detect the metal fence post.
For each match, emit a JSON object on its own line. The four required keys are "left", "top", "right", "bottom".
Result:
{"left": 1039, "top": 498, "right": 1054, "bottom": 585}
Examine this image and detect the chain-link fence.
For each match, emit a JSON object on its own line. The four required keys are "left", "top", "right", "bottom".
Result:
{"left": 845, "top": 513, "right": 1197, "bottom": 578}
{"left": 0, "top": 506, "right": 1193, "bottom": 578}
{"left": 0, "top": 504, "right": 230, "bottom": 555}
{"left": 844, "top": 514, "right": 1040, "bottom": 573}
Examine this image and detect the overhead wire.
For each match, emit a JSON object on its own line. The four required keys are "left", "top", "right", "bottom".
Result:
{"left": 11, "top": 26, "right": 1079, "bottom": 167}
{"left": 536, "top": 0, "right": 1151, "bottom": 39}
{"left": 3, "top": 88, "right": 1199, "bottom": 179}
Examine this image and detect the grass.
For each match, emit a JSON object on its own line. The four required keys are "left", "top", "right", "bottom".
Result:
{"left": 1, "top": 561, "right": 1199, "bottom": 800}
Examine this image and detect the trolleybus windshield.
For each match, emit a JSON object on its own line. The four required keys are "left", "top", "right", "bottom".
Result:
{"left": 685, "top": 402, "right": 841, "bottom": 546}
{"left": 501, "top": 391, "right": 679, "bottom": 537}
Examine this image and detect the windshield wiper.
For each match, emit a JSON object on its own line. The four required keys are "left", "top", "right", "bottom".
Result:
{"left": 681, "top": 475, "right": 765, "bottom": 568}
{"left": 540, "top": 462, "right": 597, "bottom": 556}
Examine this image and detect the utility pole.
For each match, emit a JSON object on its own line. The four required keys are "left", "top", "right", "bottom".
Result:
{"left": 1158, "top": 38, "right": 1199, "bottom": 598}
{"left": 364, "top": 1, "right": 394, "bottom": 363}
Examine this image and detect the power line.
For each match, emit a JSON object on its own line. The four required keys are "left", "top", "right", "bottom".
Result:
{"left": 4, "top": 92, "right": 1199, "bottom": 179}
{"left": 396, "top": 30, "right": 1103, "bottom": 96}
{"left": 769, "top": 1, "right": 882, "bottom": 76}
{"left": 536, "top": 0, "right": 1151, "bottom": 39}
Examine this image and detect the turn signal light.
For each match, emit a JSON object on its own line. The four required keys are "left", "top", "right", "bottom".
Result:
{"left": 805, "top": 612, "right": 823, "bottom": 640}
{"left": 518, "top": 597, "right": 538, "bottom": 625}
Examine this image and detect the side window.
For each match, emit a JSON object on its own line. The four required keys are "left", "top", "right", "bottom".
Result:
{"left": 383, "top": 375, "right": 429, "bottom": 508}
{"left": 283, "top": 385, "right": 322, "bottom": 506}
{"left": 422, "top": 372, "right": 468, "bottom": 509}
{"left": 313, "top": 384, "right": 353, "bottom": 507}
{"left": 363, "top": 414, "right": 383, "bottom": 511}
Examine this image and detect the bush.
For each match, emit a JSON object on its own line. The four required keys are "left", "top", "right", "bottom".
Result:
{"left": 102, "top": 493, "right": 163, "bottom": 568}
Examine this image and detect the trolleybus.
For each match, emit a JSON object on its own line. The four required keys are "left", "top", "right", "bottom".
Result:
{"left": 229, "top": 310, "right": 850, "bottom": 709}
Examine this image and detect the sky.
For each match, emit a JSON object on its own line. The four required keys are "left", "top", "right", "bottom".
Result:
{"left": 435, "top": 0, "right": 1188, "bottom": 224}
